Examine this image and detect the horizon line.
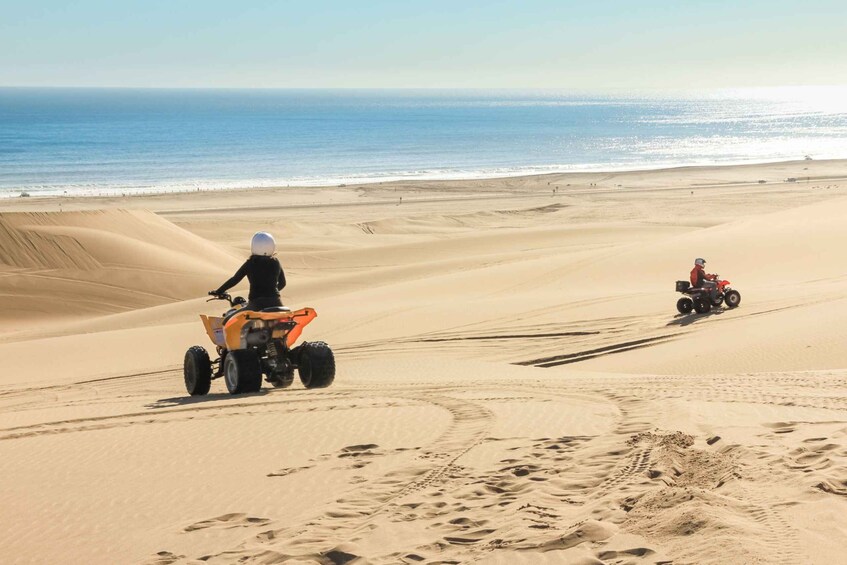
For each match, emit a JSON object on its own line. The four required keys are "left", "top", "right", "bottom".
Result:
{"left": 2, "top": 84, "right": 847, "bottom": 91}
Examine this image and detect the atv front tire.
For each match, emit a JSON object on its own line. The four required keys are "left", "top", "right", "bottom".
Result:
{"left": 224, "top": 350, "right": 263, "bottom": 394}
{"left": 694, "top": 297, "right": 712, "bottom": 314}
{"left": 724, "top": 290, "right": 741, "bottom": 309}
{"left": 298, "top": 341, "right": 336, "bottom": 389}
{"left": 676, "top": 297, "right": 694, "bottom": 314}
{"left": 184, "top": 346, "right": 212, "bottom": 396}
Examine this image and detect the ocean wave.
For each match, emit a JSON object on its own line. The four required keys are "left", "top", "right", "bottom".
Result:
{"left": 5, "top": 155, "right": 846, "bottom": 199}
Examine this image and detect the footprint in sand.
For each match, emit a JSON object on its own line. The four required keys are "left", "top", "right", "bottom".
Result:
{"left": 598, "top": 547, "right": 658, "bottom": 559}
{"left": 184, "top": 513, "right": 270, "bottom": 532}
{"left": 144, "top": 551, "right": 185, "bottom": 565}
{"left": 443, "top": 528, "right": 497, "bottom": 545}
{"left": 763, "top": 421, "right": 797, "bottom": 434}
{"left": 267, "top": 465, "right": 313, "bottom": 477}
{"left": 338, "top": 443, "right": 380, "bottom": 457}
{"left": 816, "top": 479, "right": 847, "bottom": 496}
{"left": 337, "top": 443, "right": 381, "bottom": 469}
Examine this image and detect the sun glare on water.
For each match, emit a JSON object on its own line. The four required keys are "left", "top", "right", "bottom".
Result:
{"left": 716, "top": 85, "right": 847, "bottom": 114}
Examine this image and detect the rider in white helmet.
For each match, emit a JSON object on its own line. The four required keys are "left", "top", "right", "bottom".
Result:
{"left": 211, "top": 232, "right": 286, "bottom": 310}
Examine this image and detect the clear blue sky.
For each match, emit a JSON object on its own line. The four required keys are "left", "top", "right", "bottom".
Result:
{"left": 1, "top": 0, "right": 845, "bottom": 88}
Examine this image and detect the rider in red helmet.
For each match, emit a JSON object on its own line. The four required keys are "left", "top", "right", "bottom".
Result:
{"left": 690, "top": 257, "right": 718, "bottom": 301}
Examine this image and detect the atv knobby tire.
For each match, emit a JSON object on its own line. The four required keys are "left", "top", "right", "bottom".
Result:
{"left": 724, "top": 290, "right": 741, "bottom": 309}
{"left": 676, "top": 297, "right": 694, "bottom": 314}
{"left": 694, "top": 297, "right": 712, "bottom": 314}
{"left": 298, "top": 341, "right": 336, "bottom": 389}
{"left": 184, "top": 345, "right": 212, "bottom": 396}
{"left": 225, "top": 349, "right": 263, "bottom": 394}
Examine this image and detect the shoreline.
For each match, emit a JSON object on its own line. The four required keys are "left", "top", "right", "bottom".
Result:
{"left": 2, "top": 158, "right": 846, "bottom": 206}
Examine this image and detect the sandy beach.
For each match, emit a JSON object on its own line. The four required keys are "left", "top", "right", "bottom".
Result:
{"left": 1, "top": 159, "right": 846, "bottom": 564}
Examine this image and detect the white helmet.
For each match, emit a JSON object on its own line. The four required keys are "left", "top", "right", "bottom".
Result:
{"left": 695, "top": 258, "right": 706, "bottom": 267}
{"left": 251, "top": 232, "right": 275, "bottom": 256}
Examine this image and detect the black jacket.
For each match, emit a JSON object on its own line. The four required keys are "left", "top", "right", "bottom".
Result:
{"left": 216, "top": 255, "right": 286, "bottom": 301}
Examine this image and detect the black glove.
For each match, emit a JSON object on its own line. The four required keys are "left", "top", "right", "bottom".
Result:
{"left": 209, "top": 290, "right": 220, "bottom": 296}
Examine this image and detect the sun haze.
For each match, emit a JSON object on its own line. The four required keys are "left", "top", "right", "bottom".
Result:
{"left": 1, "top": 0, "right": 846, "bottom": 88}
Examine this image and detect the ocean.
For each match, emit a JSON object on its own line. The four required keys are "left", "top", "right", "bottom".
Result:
{"left": 1, "top": 87, "right": 846, "bottom": 197}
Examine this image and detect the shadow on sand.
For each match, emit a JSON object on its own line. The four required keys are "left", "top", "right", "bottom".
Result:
{"left": 146, "top": 389, "right": 270, "bottom": 409}
{"left": 666, "top": 308, "right": 725, "bottom": 328}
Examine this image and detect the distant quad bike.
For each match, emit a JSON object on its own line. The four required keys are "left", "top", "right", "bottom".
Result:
{"left": 675, "top": 279, "right": 741, "bottom": 315}
{"left": 183, "top": 292, "right": 335, "bottom": 395}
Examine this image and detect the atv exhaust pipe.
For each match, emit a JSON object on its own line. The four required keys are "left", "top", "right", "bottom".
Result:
{"left": 245, "top": 330, "right": 270, "bottom": 347}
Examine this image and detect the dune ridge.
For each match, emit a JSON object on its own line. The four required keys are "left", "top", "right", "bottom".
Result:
{"left": 0, "top": 209, "right": 239, "bottom": 328}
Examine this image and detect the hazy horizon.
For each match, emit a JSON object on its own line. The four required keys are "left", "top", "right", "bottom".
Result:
{"left": 2, "top": 1, "right": 845, "bottom": 89}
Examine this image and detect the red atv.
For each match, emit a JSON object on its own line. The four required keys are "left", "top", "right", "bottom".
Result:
{"left": 675, "top": 278, "right": 741, "bottom": 314}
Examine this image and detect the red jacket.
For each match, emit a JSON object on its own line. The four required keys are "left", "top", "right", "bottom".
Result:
{"left": 690, "top": 265, "right": 715, "bottom": 287}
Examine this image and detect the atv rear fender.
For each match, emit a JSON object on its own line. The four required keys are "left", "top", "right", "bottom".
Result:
{"left": 202, "top": 308, "right": 317, "bottom": 351}
{"left": 201, "top": 315, "right": 227, "bottom": 348}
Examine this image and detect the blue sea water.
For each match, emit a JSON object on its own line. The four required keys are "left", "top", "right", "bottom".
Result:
{"left": 1, "top": 87, "right": 846, "bottom": 197}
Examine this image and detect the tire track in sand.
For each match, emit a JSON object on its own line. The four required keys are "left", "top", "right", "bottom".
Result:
{"left": 193, "top": 392, "right": 494, "bottom": 563}
{"left": 521, "top": 380, "right": 806, "bottom": 564}
{"left": 181, "top": 386, "right": 657, "bottom": 564}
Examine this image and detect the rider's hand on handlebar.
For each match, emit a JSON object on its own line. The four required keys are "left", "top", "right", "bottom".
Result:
{"left": 208, "top": 290, "right": 220, "bottom": 296}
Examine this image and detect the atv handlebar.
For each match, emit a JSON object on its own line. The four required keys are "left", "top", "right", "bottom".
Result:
{"left": 207, "top": 291, "right": 241, "bottom": 307}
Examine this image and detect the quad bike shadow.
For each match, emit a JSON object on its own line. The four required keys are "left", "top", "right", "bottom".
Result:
{"left": 667, "top": 307, "right": 725, "bottom": 327}
{"left": 147, "top": 390, "right": 269, "bottom": 409}
{"left": 182, "top": 292, "right": 335, "bottom": 396}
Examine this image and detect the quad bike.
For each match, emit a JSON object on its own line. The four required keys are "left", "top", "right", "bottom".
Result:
{"left": 183, "top": 292, "right": 335, "bottom": 395}
{"left": 675, "top": 278, "right": 741, "bottom": 315}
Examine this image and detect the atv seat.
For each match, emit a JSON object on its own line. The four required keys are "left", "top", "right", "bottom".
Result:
{"left": 222, "top": 305, "right": 291, "bottom": 324}
{"left": 684, "top": 287, "right": 711, "bottom": 295}
{"left": 261, "top": 306, "right": 291, "bottom": 313}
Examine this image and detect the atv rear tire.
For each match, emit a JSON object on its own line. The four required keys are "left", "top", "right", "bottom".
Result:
{"left": 298, "top": 341, "right": 335, "bottom": 389}
{"left": 224, "top": 350, "right": 262, "bottom": 394}
{"left": 676, "top": 297, "right": 694, "bottom": 314}
{"left": 694, "top": 297, "right": 712, "bottom": 314}
{"left": 724, "top": 290, "right": 741, "bottom": 309}
{"left": 184, "top": 346, "right": 212, "bottom": 396}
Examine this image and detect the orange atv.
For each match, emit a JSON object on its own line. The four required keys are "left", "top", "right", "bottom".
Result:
{"left": 183, "top": 292, "right": 335, "bottom": 395}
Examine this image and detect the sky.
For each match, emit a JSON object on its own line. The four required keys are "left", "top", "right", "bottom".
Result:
{"left": 1, "top": 0, "right": 846, "bottom": 89}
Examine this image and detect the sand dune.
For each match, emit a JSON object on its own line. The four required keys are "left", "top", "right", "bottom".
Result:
{"left": 0, "top": 161, "right": 846, "bottom": 564}
{"left": 0, "top": 209, "right": 239, "bottom": 329}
